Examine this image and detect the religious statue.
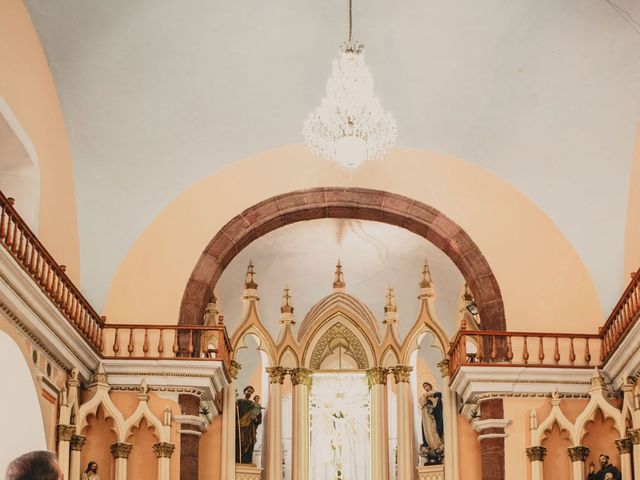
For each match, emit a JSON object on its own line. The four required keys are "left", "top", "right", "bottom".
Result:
{"left": 418, "top": 381, "right": 444, "bottom": 465}
{"left": 587, "top": 455, "right": 621, "bottom": 480}
{"left": 235, "top": 385, "right": 263, "bottom": 464}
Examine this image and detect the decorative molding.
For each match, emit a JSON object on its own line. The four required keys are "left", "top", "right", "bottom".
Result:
{"left": 308, "top": 321, "right": 369, "bottom": 370}
{"left": 56, "top": 424, "right": 74, "bottom": 442}
{"left": 472, "top": 418, "right": 511, "bottom": 440}
{"left": 416, "top": 464, "right": 444, "bottom": 480}
{"left": 100, "top": 359, "right": 228, "bottom": 401}
{"left": 110, "top": 442, "right": 133, "bottom": 459}
{"left": 526, "top": 446, "right": 547, "bottom": 462}
{"left": 451, "top": 366, "right": 598, "bottom": 404}
{"left": 235, "top": 463, "right": 262, "bottom": 480}
{"left": 437, "top": 359, "right": 449, "bottom": 379}
{"left": 266, "top": 366, "right": 286, "bottom": 384}
{"left": 289, "top": 367, "right": 312, "bottom": 387}
{"left": 567, "top": 446, "right": 589, "bottom": 462}
{"left": 391, "top": 365, "right": 413, "bottom": 383}
{"left": 230, "top": 360, "right": 241, "bottom": 380}
{"left": 0, "top": 247, "right": 100, "bottom": 380}
{"left": 174, "top": 414, "right": 207, "bottom": 431}
{"left": 366, "top": 367, "right": 388, "bottom": 387}
{"left": 153, "top": 442, "right": 175, "bottom": 458}
{"left": 615, "top": 437, "right": 633, "bottom": 454}
{"left": 70, "top": 435, "right": 86, "bottom": 451}
{"left": 629, "top": 428, "right": 640, "bottom": 445}
{"left": 604, "top": 318, "right": 640, "bottom": 389}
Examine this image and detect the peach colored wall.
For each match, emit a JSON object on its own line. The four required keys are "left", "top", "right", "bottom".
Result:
{"left": 582, "top": 409, "right": 621, "bottom": 473}
{"left": 624, "top": 127, "right": 640, "bottom": 280}
{"left": 541, "top": 423, "right": 572, "bottom": 480}
{"left": 128, "top": 419, "right": 159, "bottom": 480}
{"left": 200, "top": 415, "right": 222, "bottom": 480}
{"left": 82, "top": 406, "right": 116, "bottom": 480}
{"left": 105, "top": 145, "right": 602, "bottom": 334}
{"left": 0, "top": 1, "right": 79, "bottom": 281}
{"left": 457, "top": 414, "right": 481, "bottom": 480}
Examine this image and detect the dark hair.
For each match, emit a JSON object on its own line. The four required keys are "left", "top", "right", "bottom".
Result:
{"left": 6, "top": 451, "right": 59, "bottom": 480}
{"left": 243, "top": 385, "right": 254, "bottom": 394}
{"left": 600, "top": 454, "right": 610, "bottom": 461}
{"left": 84, "top": 461, "right": 97, "bottom": 473}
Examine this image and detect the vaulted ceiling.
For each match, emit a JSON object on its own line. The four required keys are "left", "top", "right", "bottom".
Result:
{"left": 25, "top": 0, "right": 640, "bottom": 316}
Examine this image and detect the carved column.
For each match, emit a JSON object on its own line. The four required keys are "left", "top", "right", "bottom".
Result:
{"left": 110, "top": 442, "right": 132, "bottom": 480}
{"left": 367, "top": 367, "right": 389, "bottom": 480}
{"left": 437, "top": 359, "right": 457, "bottom": 480}
{"left": 526, "top": 446, "right": 547, "bottom": 480}
{"left": 57, "top": 424, "right": 74, "bottom": 480}
{"left": 153, "top": 442, "right": 175, "bottom": 480}
{"left": 291, "top": 368, "right": 312, "bottom": 480}
{"left": 265, "top": 366, "right": 285, "bottom": 480}
{"left": 615, "top": 437, "right": 633, "bottom": 480}
{"left": 630, "top": 429, "right": 640, "bottom": 480}
{"left": 567, "top": 446, "right": 589, "bottom": 480}
{"left": 392, "top": 366, "right": 415, "bottom": 480}
{"left": 221, "top": 361, "right": 240, "bottom": 480}
{"left": 69, "top": 434, "right": 86, "bottom": 480}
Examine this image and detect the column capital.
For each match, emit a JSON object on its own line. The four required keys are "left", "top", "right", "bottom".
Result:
{"left": 525, "top": 446, "right": 547, "bottom": 462}
{"left": 628, "top": 428, "right": 640, "bottom": 444}
{"left": 366, "top": 367, "right": 388, "bottom": 387}
{"left": 437, "top": 359, "right": 450, "bottom": 378}
{"left": 289, "top": 367, "right": 312, "bottom": 387}
{"left": 110, "top": 442, "right": 133, "bottom": 459}
{"left": 57, "top": 424, "right": 75, "bottom": 442}
{"left": 153, "top": 442, "right": 176, "bottom": 458}
{"left": 567, "top": 446, "right": 590, "bottom": 462}
{"left": 615, "top": 437, "right": 633, "bottom": 454}
{"left": 391, "top": 365, "right": 413, "bottom": 383}
{"left": 266, "top": 366, "right": 286, "bottom": 384}
{"left": 229, "top": 360, "right": 241, "bottom": 380}
{"left": 70, "top": 434, "right": 86, "bottom": 451}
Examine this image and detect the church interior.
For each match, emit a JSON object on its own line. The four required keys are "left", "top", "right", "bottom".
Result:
{"left": 1, "top": 1, "right": 640, "bottom": 479}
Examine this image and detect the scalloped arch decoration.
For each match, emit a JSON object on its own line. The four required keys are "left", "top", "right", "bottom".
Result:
{"left": 308, "top": 321, "right": 370, "bottom": 370}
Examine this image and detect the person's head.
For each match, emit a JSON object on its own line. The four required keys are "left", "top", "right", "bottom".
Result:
{"left": 599, "top": 454, "right": 610, "bottom": 467}
{"left": 604, "top": 473, "right": 614, "bottom": 480}
{"left": 6, "top": 451, "right": 63, "bottom": 480}
{"left": 243, "top": 385, "right": 255, "bottom": 398}
{"left": 85, "top": 461, "right": 98, "bottom": 473}
{"left": 254, "top": 395, "right": 261, "bottom": 403}
{"left": 423, "top": 382, "right": 433, "bottom": 392}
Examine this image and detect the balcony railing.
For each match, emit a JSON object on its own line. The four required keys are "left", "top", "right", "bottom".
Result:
{"left": 599, "top": 269, "right": 640, "bottom": 362}
{"left": 0, "top": 192, "right": 104, "bottom": 350}
{"left": 0, "top": 191, "right": 233, "bottom": 370}
{"left": 448, "top": 327, "right": 602, "bottom": 379}
{"left": 101, "top": 324, "right": 233, "bottom": 367}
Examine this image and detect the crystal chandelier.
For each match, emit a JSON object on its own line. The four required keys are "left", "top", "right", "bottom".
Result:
{"left": 303, "top": 0, "right": 397, "bottom": 168}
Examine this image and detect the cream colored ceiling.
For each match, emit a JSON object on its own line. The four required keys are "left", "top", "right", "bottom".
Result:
{"left": 25, "top": 1, "right": 640, "bottom": 314}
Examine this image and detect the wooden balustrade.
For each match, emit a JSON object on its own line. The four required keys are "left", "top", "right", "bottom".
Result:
{"left": 447, "top": 329, "right": 601, "bottom": 379}
{"left": 599, "top": 269, "right": 640, "bottom": 362}
{"left": 101, "top": 324, "right": 233, "bottom": 367}
{"left": 0, "top": 192, "right": 104, "bottom": 351}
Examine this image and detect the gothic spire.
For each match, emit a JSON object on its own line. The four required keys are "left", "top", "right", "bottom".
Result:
{"left": 333, "top": 260, "right": 346, "bottom": 290}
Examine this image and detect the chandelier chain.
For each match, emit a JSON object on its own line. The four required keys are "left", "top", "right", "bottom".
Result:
{"left": 348, "top": 0, "right": 353, "bottom": 42}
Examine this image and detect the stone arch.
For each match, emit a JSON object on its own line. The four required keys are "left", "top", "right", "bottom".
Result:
{"left": 307, "top": 320, "right": 370, "bottom": 370}
{"left": 180, "top": 187, "right": 506, "bottom": 331}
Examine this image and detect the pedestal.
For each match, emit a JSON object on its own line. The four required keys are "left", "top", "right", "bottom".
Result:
{"left": 417, "top": 464, "right": 445, "bottom": 480}
{"left": 235, "top": 464, "right": 262, "bottom": 480}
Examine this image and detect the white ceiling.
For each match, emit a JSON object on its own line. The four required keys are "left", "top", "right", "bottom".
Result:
{"left": 24, "top": 0, "right": 640, "bottom": 314}
{"left": 216, "top": 219, "right": 464, "bottom": 341}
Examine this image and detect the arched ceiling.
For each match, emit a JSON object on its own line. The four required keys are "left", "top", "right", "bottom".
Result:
{"left": 24, "top": 0, "right": 640, "bottom": 314}
{"left": 216, "top": 219, "right": 464, "bottom": 342}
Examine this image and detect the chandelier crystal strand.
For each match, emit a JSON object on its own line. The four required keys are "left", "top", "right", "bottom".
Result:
{"left": 303, "top": 2, "right": 397, "bottom": 168}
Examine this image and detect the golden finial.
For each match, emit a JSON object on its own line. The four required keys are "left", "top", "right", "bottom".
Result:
{"left": 384, "top": 287, "right": 397, "bottom": 313}
{"left": 281, "top": 287, "right": 294, "bottom": 314}
{"left": 419, "top": 260, "right": 433, "bottom": 288}
{"left": 244, "top": 260, "right": 258, "bottom": 289}
{"left": 333, "top": 260, "right": 346, "bottom": 289}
